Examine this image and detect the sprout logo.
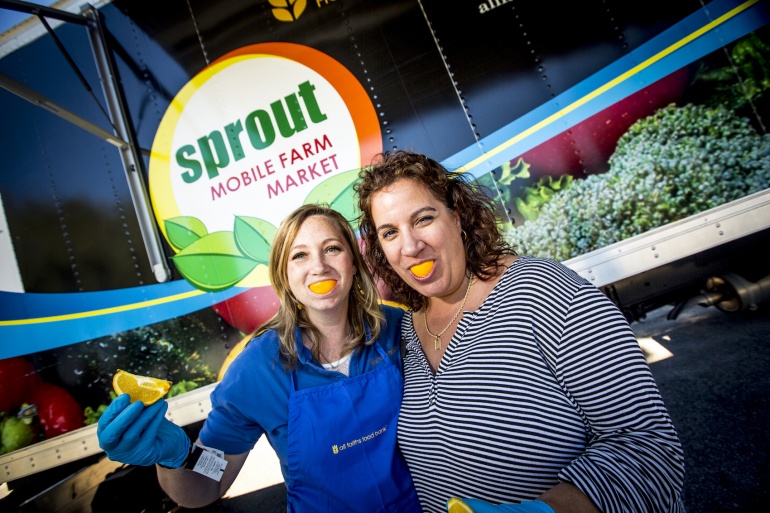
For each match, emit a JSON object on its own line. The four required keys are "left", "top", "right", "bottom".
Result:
{"left": 268, "top": 0, "right": 340, "bottom": 23}
{"left": 149, "top": 43, "right": 381, "bottom": 293}
{"left": 269, "top": 0, "right": 307, "bottom": 22}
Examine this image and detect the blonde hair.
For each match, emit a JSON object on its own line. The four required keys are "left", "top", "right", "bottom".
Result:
{"left": 261, "top": 204, "right": 384, "bottom": 369}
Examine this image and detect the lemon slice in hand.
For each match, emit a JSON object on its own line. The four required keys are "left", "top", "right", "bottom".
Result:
{"left": 113, "top": 369, "right": 172, "bottom": 406}
{"left": 447, "top": 498, "right": 475, "bottom": 513}
{"left": 410, "top": 260, "right": 434, "bottom": 278}
{"left": 308, "top": 279, "right": 336, "bottom": 294}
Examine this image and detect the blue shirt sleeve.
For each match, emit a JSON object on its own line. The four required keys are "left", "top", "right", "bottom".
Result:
{"left": 200, "top": 330, "right": 289, "bottom": 456}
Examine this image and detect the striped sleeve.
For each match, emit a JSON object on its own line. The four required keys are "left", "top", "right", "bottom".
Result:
{"left": 554, "top": 283, "right": 686, "bottom": 512}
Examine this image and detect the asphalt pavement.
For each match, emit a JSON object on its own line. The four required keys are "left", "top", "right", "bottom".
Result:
{"left": 178, "top": 301, "right": 770, "bottom": 513}
{"left": 634, "top": 303, "right": 770, "bottom": 513}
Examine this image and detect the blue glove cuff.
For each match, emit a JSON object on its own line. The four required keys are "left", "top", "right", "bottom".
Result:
{"left": 455, "top": 498, "right": 557, "bottom": 512}
{"left": 157, "top": 435, "right": 192, "bottom": 469}
{"left": 522, "top": 500, "right": 555, "bottom": 513}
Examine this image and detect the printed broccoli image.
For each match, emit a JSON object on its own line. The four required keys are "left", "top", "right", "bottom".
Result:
{"left": 507, "top": 103, "right": 770, "bottom": 261}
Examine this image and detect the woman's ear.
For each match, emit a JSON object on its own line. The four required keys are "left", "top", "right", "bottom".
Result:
{"left": 452, "top": 209, "right": 462, "bottom": 231}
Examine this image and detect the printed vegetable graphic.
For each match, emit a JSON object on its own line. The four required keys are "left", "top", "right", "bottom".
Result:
{"left": 0, "top": 356, "right": 40, "bottom": 413}
{"left": 508, "top": 103, "right": 770, "bottom": 261}
{"left": 30, "top": 382, "right": 85, "bottom": 438}
{"left": 0, "top": 357, "right": 86, "bottom": 451}
{"left": 168, "top": 380, "right": 199, "bottom": 398}
{"left": 0, "top": 413, "right": 37, "bottom": 455}
{"left": 515, "top": 174, "right": 574, "bottom": 222}
{"left": 83, "top": 381, "right": 197, "bottom": 426}
{"left": 694, "top": 33, "right": 770, "bottom": 112}
{"left": 84, "top": 398, "right": 113, "bottom": 426}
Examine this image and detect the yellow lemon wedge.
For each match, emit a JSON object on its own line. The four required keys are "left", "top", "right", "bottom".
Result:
{"left": 308, "top": 279, "right": 336, "bottom": 294}
{"left": 447, "top": 498, "right": 475, "bottom": 513}
{"left": 410, "top": 260, "right": 434, "bottom": 278}
{"left": 112, "top": 369, "right": 172, "bottom": 406}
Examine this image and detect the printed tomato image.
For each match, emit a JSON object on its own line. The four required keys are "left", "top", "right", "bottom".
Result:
{"left": 0, "top": 357, "right": 41, "bottom": 413}
{"left": 30, "top": 382, "right": 85, "bottom": 438}
{"left": 213, "top": 285, "right": 281, "bottom": 335}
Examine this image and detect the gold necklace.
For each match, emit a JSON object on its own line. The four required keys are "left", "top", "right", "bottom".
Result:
{"left": 423, "top": 276, "right": 474, "bottom": 351}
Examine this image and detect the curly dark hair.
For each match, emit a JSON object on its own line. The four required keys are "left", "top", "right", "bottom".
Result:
{"left": 356, "top": 150, "right": 516, "bottom": 311}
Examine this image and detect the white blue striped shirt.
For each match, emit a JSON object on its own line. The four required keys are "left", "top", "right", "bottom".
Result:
{"left": 398, "top": 256, "right": 684, "bottom": 512}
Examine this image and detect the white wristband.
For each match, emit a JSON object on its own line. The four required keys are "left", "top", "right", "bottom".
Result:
{"left": 184, "top": 444, "right": 228, "bottom": 481}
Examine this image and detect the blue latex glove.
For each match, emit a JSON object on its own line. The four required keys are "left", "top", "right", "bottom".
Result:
{"left": 97, "top": 393, "right": 190, "bottom": 468}
{"left": 449, "top": 498, "right": 555, "bottom": 513}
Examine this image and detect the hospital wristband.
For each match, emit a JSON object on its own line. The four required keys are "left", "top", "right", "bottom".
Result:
{"left": 183, "top": 443, "right": 228, "bottom": 481}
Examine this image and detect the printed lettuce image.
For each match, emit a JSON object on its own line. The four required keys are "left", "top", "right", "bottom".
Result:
{"left": 507, "top": 103, "right": 770, "bottom": 261}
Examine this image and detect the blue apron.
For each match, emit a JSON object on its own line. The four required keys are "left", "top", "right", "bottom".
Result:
{"left": 286, "top": 340, "right": 421, "bottom": 512}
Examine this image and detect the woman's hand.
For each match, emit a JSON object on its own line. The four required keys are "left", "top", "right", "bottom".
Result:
{"left": 97, "top": 393, "right": 190, "bottom": 468}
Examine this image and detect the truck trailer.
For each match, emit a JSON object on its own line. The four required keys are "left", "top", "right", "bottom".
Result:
{"left": 0, "top": 0, "right": 768, "bottom": 509}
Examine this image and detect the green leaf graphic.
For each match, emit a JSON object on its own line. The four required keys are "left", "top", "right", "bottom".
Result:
{"left": 304, "top": 168, "right": 362, "bottom": 227}
{"left": 234, "top": 216, "right": 277, "bottom": 264}
{"left": 172, "top": 231, "right": 259, "bottom": 292}
{"left": 498, "top": 158, "right": 531, "bottom": 187}
{"left": 165, "top": 216, "right": 208, "bottom": 251}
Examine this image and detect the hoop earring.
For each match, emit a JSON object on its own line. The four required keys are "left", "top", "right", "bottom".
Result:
{"left": 461, "top": 229, "right": 467, "bottom": 241}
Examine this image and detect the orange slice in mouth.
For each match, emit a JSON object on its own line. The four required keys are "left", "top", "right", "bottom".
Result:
{"left": 410, "top": 260, "right": 434, "bottom": 278}
{"left": 308, "top": 279, "right": 337, "bottom": 294}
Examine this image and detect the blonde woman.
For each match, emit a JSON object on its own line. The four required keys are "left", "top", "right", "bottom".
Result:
{"left": 98, "top": 204, "right": 420, "bottom": 512}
